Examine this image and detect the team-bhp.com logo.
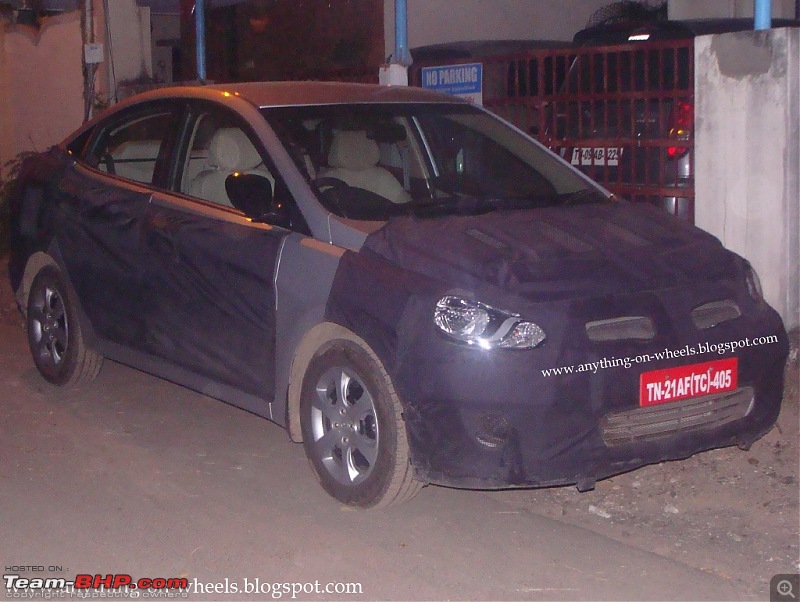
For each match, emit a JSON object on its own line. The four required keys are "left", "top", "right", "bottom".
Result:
{"left": 4, "top": 573, "right": 188, "bottom": 591}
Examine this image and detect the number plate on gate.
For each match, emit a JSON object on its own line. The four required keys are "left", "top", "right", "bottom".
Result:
{"left": 570, "top": 147, "right": 623, "bottom": 166}
{"left": 639, "top": 358, "right": 738, "bottom": 407}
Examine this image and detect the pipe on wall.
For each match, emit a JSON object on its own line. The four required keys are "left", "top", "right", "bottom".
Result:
{"left": 393, "top": 0, "right": 411, "bottom": 66}
{"left": 195, "top": 0, "right": 206, "bottom": 80}
{"left": 754, "top": 0, "right": 772, "bottom": 29}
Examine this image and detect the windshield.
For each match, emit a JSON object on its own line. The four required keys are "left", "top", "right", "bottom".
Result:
{"left": 263, "top": 103, "right": 607, "bottom": 220}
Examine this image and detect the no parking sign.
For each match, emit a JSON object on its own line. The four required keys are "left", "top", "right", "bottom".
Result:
{"left": 420, "top": 63, "right": 483, "bottom": 105}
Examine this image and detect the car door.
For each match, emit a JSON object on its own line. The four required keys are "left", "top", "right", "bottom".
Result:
{"left": 139, "top": 101, "right": 297, "bottom": 405}
{"left": 55, "top": 100, "right": 182, "bottom": 347}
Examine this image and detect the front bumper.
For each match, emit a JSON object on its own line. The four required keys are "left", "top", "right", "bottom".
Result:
{"left": 395, "top": 318, "right": 788, "bottom": 490}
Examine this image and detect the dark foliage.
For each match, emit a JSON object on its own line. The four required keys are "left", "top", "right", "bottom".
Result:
{"left": 588, "top": 1, "right": 668, "bottom": 27}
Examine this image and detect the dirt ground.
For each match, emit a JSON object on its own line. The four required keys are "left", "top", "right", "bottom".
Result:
{"left": 2, "top": 252, "right": 797, "bottom": 598}
{"left": 492, "top": 328, "right": 798, "bottom": 597}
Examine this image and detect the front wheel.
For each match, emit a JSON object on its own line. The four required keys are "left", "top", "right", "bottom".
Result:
{"left": 26, "top": 266, "right": 103, "bottom": 385}
{"left": 300, "top": 340, "right": 422, "bottom": 508}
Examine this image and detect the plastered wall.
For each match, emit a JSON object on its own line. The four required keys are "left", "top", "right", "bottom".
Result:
{"left": 0, "top": 11, "right": 83, "bottom": 174}
{"left": 0, "top": 0, "right": 153, "bottom": 174}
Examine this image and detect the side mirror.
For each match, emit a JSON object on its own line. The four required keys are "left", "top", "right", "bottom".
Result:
{"left": 225, "top": 173, "right": 289, "bottom": 227}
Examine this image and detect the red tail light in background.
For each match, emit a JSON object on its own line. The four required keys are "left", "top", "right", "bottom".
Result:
{"left": 667, "top": 99, "right": 693, "bottom": 159}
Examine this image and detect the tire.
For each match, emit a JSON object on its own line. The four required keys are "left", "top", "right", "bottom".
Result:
{"left": 26, "top": 266, "right": 103, "bottom": 385}
{"left": 300, "top": 340, "right": 422, "bottom": 508}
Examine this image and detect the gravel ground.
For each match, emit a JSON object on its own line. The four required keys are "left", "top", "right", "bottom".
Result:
{"left": 2, "top": 253, "right": 797, "bottom": 598}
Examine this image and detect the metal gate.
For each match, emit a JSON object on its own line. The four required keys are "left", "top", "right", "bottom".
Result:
{"left": 410, "top": 40, "right": 696, "bottom": 221}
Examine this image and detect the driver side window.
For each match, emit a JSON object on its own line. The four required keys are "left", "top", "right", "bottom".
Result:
{"left": 180, "top": 110, "right": 275, "bottom": 208}
{"left": 179, "top": 105, "right": 310, "bottom": 234}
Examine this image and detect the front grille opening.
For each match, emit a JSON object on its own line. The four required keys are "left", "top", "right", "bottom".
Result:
{"left": 691, "top": 299, "right": 741, "bottom": 329}
{"left": 600, "top": 386, "right": 754, "bottom": 446}
{"left": 586, "top": 316, "right": 656, "bottom": 342}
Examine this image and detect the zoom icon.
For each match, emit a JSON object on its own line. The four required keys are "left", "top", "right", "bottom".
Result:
{"left": 772, "top": 574, "right": 799, "bottom": 601}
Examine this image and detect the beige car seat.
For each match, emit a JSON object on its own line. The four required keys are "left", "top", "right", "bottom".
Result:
{"left": 321, "top": 130, "right": 411, "bottom": 204}
{"left": 109, "top": 140, "right": 160, "bottom": 183}
{"left": 189, "top": 128, "right": 274, "bottom": 206}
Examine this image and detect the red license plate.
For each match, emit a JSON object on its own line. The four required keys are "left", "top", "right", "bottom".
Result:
{"left": 639, "top": 358, "right": 738, "bottom": 406}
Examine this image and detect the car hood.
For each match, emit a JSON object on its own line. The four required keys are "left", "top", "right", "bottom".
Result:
{"left": 360, "top": 202, "right": 739, "bottom": 302}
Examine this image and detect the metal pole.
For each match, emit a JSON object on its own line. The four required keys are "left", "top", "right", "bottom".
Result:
{"left": 195, "top": 0, "right": 207, "bottom": 80}
{"left": 84, "top": 0, "right": 93, "bottom": 43}
{"left": 82, "top": 0, "right": 96, "bottom": 121}
{"left": 754, "top": 0, "right": 771, "bottom": 30}
{"left": 393, "top": 0, "right": 411, "bottom": 66}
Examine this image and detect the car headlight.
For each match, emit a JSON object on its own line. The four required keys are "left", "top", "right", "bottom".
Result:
{"left": 434, "top": 295, "right": 546, "bottom": 349}
{"left": 745, "top": 264, "right": 764, "bottom": 304}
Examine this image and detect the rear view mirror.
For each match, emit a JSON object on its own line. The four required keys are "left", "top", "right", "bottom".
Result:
{"left": 367, "top": 122, "right": 407, "bottom": 143}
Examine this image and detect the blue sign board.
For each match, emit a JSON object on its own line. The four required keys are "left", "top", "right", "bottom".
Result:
{"left": 420, "top": 63, "right": 483, "bottom": 105}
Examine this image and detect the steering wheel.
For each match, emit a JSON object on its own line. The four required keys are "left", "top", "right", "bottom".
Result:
{"left": 314, "top": 176, "right": 349, "bottom": 191}
{"left": 314, "top": 177, "right": 404, "bottom": 220}
{"left": 313, "top": 176, "right": 351, "bottom": 217}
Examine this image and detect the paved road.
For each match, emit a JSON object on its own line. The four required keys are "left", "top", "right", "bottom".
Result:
{"left": 1, "top": 320, "right": 750, "bottom": 601}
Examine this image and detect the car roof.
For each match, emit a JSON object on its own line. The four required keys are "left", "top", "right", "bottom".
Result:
{"left": 574, "top": 17, "right": 800, "bottom": 45}
{"left": 211, "top": 80, "right": 466, "bottom": 107}
{"left": 123, "top": 81, "right": 463, "bottom": 110}
{"left": 62, "top": 81, "right": 467, "bottom": 148}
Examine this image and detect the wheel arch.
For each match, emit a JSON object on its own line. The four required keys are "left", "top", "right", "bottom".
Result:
{"left": 16, "top": 251, "right": 59, "bottom": 316}
{"left": 286, "top": 322, "right": 387, "bottom": 443}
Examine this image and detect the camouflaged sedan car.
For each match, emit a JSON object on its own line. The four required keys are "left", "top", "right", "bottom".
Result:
{"left": 8, "top": 82, "right": 789, "bottom": 507}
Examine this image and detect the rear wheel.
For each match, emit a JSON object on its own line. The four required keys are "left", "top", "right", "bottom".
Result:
{"left": 26, "top": 266, "right": 103, "bottom": 385}
{"left": 300, "top": 340, "right": 422, "bottom": 508}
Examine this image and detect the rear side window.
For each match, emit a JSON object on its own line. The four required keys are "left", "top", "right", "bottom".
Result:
{"left": 84, "top": 104, "right": 178, "bottom": 186}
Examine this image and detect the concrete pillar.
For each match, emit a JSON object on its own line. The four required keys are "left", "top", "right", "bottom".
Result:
{"left": 104, "top": 0, "right": 152, "bottom": 100}
{"left": 694, "top": 28, "right": 799, "bottom": 329}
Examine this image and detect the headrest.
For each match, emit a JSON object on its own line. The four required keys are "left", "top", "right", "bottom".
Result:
{"left": 208, "top": 128, "right": 262, "bottom": 172}
{"left": 327, "top": 130, "right": 380, "bottom": 171}
{"left": 113, "top": 140, "right": 160, "bottom": 160}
